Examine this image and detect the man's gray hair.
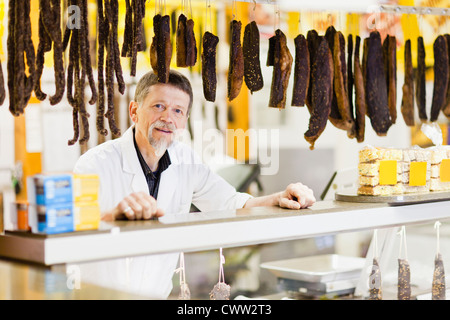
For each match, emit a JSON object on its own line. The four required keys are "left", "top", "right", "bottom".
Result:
{"left": 134, "top": 70, "right": 193, "bottom": 113}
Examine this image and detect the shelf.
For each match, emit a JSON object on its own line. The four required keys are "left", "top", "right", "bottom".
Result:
{"left": 1, "top": 199, "right": 450, "bottom": 266}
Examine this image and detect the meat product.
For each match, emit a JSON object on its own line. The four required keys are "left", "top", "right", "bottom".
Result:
{"left": 401, "top": 39, "right": 415, "bottom": 126}
{"left": 354, "top": 36, "right": 366, "bottom": 143}
{"left": 150, "top": 14, "right": 160, "bottom": 73}
{"left": 348, "top": 34, "right": 354, "bottom": 124}
{"left": 291, "top": 34, "right": 309, "bottom": 106}
{"left": 365, "top": 31, "right": 391, "bottom": 136}
{"left": 243, "top": 21, "right": 264, "bottom": 94}
{"left": 176, "top": 14, "right": 187, "bottom": 67}
{"left": 150, "top": 14, "right": 172, "bottom": 83}
{"left": 416, "top": 36, "right": 427, "bottom": 121}
{"left": 324, "top": 26, "right": 342, "bottom": 128}
{"left": 7, "top": 0, "right": 36, "bottom": 116}
{"left": 227, "top": 20, "right": 244, "bottom": 101}
{"left": 369, "top": 258, "right": 382, "bottom": 300}
{"left": 441, "top": 34, "right": 450, "bottom": 118}
{"left": 185, "top": 18, "right": 197, "bottom": 67}
{"left": 201, "top": 31, "right": 219, "bottom": 102}
{"left": 432, "top": 253, "right": 446, "bottom": 300}
{"left": 268, "top": 29, "right": 293, "bottom": 109}
{"left": 332, "top": 31, "right": 355, "bottom": 136}
{"left": 304, "top": 38, "right": 333, "bottom": 150}
{"left": 157, "top": 15, "right": 172, "bottom": 83}
{"left": 398, "top": 259, "right": 411, "bottom": 300}
{"left": 121, "top": 0, "right": 145, "bottom": 76}
{"left": 383, "top": 35, "right": 397, "bottom": 124}
{"left": 430, "top": 35, "right": 449, "bottom": 122}
{"left": 266, "top": 34, "right": 276, "bottom": 67}
{"left": 305, "top": 30, "right": 322, "bottom": 113}
{"left": 35, "top": 0, "right": 65, "bottom": 105}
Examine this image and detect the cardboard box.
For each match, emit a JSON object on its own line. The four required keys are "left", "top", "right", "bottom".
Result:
{"left": 33, "top": 174, "right": 73, "bottom": 205}
{"left": 74, "top": 201, "right": 100, "bottom": 231}
{"left": 37, "top": 202, "right": 74, "bottom": 234}
{"left": 73, "top": 174, "right": 99, "bottom": 203}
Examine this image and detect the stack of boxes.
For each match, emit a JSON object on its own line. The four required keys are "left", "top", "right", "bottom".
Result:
{"left": 27, "top": 173, "right": 100, "bottom": 234}
{"left": 357, "top": 146, "right": 450, "bottom": 196}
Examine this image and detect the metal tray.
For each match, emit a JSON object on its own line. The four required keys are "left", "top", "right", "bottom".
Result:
{"left": 335, "top": 189, "right": 450, "bottom": 206}
{"left": 260, "top": 254, "right": 365, "bottom": 283}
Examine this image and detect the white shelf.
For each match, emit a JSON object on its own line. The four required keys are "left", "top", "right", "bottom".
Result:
{"left": 1, "top": 199, "right": 450, "bottom": 265}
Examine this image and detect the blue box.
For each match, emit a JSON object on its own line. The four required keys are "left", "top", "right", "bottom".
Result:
{"left": 37, "top": 202, "right": 74, "bottom": 234}
{"left": 33, "top": 174, "right": 73, "bottom": 205}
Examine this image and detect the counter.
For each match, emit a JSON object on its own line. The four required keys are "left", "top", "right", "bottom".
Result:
{"left": 1, "top": 199, "right": 450, "bottom": 266}
{"left": 0, "top": 258, "right": 148, "bottom": 299}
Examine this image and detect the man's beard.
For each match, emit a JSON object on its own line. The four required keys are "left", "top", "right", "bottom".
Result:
{"left": 148, "top": 120, "right": 177, "bottom": 157}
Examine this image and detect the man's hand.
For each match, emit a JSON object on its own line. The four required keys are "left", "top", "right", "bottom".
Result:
{"left": 102, "top": 191, "right": 165, "bottom": 221}
{"left": 277, "top": 183, "right": 316, "bottom": 209}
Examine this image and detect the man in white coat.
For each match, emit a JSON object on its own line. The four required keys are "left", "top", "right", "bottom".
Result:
{"left": 73, "top": 70, "right": 316, "bottom": 299}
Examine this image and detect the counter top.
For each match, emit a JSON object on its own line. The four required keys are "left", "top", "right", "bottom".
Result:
{"left": 0, "top": 258, "right": 148, "bottom": 299}
{"left": 1, "top": 199, "right": 450, "bottom": 266}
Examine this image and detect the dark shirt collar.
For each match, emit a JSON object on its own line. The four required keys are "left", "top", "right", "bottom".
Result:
{"left": 133, "top": 128, "right": 171, "bottom": 178}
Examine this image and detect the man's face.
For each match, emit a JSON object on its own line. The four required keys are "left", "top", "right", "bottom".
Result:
{"left": 130, "top": 84, "right": 190, "bottom": 156}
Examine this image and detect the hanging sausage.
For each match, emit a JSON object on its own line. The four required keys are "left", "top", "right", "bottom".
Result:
{"left": 401, "top": 39, "right": 415, "bottom": 127}
{"left": 121, "top": 0, "right": 146, "bottom": 77}
{"left": 7, "top": 0, "right": 36, "bottom": 116}
{"left": 416, "top": 36, "right": 427, "bottom": 121}
{"left": 243, "top": 21, "right": 264, "bottom": 94}
{"left": 365, "top": 31, "right": 392, "bottom": 136}
{"left": 227, "top": 20, "right": 244, "bottom": 101}
{"left": 201, "top": 31, "right": 219, "bottom": 102}
{"left": 63, "top": 0, "right": 98, "bottom": 145}
{"left": 291, "top": 34, "right": 309, "bottom": 107}
{"left": 150, "top": 14, "right": 172, "bottom": 83}
{"left": 96, "top": 0, "right": 125, "bottom": 138}
{"left": 35, "top": 0, "right": 65, "bottom": 105}
{"left": 383, "top": 35, "right": 397, "bottom": 124}
{"left": 430, "top": 35, "right": 449, "bottom": 122}
{"left": 304, "top": 38, "right": 333, "bottom": 150}
{"left": 268, "top": 29, "right": 293, "bottom": 109}
{"left": 354, "top": 36, "right": 366, "bottom": 143}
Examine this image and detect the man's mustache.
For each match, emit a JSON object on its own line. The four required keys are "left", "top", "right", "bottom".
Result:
{"left": 150, "top": 120, "right": 176, "bottom": 132}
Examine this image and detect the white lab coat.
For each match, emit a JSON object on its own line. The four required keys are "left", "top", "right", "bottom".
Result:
{"left": 72, "top": 126, "right": 252, "bottom": 299}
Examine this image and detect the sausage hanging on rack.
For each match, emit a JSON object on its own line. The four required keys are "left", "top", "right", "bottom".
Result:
{"left": 443, "top": 34, "right": 450, "bottom": 118}
{"left": 201, "top": 31, "right": 219, "bottom": 102}
{"left": 228, "top": 20, "right": 244, "bottom": 101}
{"left": 401, "top": 39, "right": 415, "bottom": 127}
{"left": 383, "top": 35, "right": 397, "bottom": 124}
{"left": 304, "top": 38, "right": 333, "bottom": 150}
{"left": 291, "top": 34, "right": 309, "bottom": 107}
{"left": 176, "top": 13, "right": 197, "bottom": 68}
{"left": 268, "top": 29, "right": 293, "bottom": 109}
{"left": 35, "top": 0, "right": 65, "bottom": 105}
{"left": 243, "top": 21, "right": 264, "bottom": 94}
{"left": 121, "top": 0, "right": 146, "bottom": 77}
{"left": 430, "top": 35, "right": 449, "bottom": 122}
{"left": 354, "top": 36, "right": 366, "bottom": 143}
{"left": 176, "top": 14, "right": 187, "bottom": 67}
{"left": 7, "top": 0, "right": 36, "bottom": 116}
{"left": 365, "top": 31, "right": 391, "bottom": 136}
{"left": 305, "top": 29, "right": 322, "bottom": 113}
{"left": 150, "top": 14, "right": 172, "bottom": 83}
{"left": 64, "top": 0, "right": 98, "bottom": 145}
{"left": 332, "top": 31, "right": 355, "bottom": 137}
{"left": 416, "top": 36, "right": 427, "bottom": 121}
{"left": 347, "top": 34, "right": 354, "bottom": 127}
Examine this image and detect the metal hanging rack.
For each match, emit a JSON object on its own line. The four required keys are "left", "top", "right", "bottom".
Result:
{"left": 226, "top": 0, "right": 450, "bottom": 17}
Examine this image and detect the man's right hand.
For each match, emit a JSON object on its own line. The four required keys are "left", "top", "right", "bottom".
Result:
{"left": 103, "top": 191, "right": 165, "bottom": 221}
